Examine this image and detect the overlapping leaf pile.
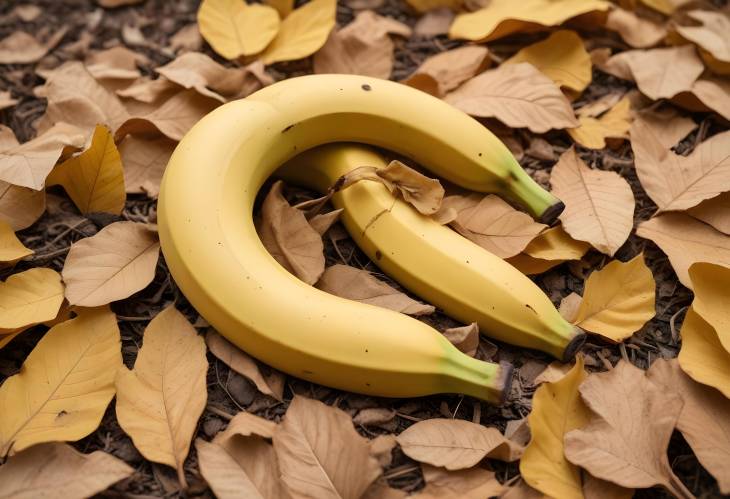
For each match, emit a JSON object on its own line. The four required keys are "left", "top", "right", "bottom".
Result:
{"left": 0, "top": 0, "right": 729, "bottom": 497}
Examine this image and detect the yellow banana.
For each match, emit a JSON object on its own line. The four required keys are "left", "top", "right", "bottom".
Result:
{"left": 278, "top": 144, "right": 584, "bottom": 360}
{"left": 158, "top": 74, "right": 564, "bottom": 403}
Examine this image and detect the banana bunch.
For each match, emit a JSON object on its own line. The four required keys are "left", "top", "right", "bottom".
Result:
{"left": 158, "top": 74, "right": 578, "bottom": 404}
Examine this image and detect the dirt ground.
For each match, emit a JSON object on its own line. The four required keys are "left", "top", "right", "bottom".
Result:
{"left": 0, "top": 0, "right": 725, "bottom": 497}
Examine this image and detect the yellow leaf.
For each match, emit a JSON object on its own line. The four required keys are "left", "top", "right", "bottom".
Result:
{"left": 520, "top": 356, "right": 588, "bottom": 499}
{"left": 506, "top": 253, "right": 564, "bottom": 275}
{"left": 569, "top": 97, "right": 632, "bottom": 149}
{"left": 550, "top": 148, "right": 635, "bottom": 256}
{"left": 524, "top": 224, "right": 590, "bottom": 261}
{"left": 260, "top": 0, "right": 336, "bottom": 65}
{"left": 264, "top": 0, "right": 294, "bottom": 18}
{"left": 679, "top": 307, "right": 730, "bottom": 399}
{"left": 573, "top": 254, "right": 656, "bottom": 342}
{"left": 0, "top": 267, "right": 63, "bottom": 331}
{"left": 687, "top": 192, "right": 730, "bottom": 235}
{"left": 0, "top": 220, "right": 32, "bottom": 265}
{"left": 605, "top": 8, "right": 667, "bottom": 49}
{"left": 0, "top": 180, "right": 46, "bottom": 231}
{"left": 115, "top": 306, "right": 208, "bottom": 487}
{"left": 0, "top": 442, "right": 133, "bottom": 499}
{"left": 197, "top": 0, "right": 280, "bottom": 59}
{"left": 505, "top": 31, "right": 591, "bottom": 95}
{"left": 46, "top": 124, "right": 125, "bottom": 215}
{"left": 689, "top": 262, "right": 730, "bottom": 354}
{"left": 0, "top": 307, "right": 121, "bottom": 456}
{"left": 449, "top": 0, "right": 610, "bottom": 43}
{"left": 62, "top": 221, "right": 160, "bottom": 307}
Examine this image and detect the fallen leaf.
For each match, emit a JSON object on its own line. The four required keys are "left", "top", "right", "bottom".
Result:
{"left": 443, "top": 322, "right": 479, "bottom": 356}
{"left": 631, "top": 108, "right": 696, "bottom": 149}
{"left": 376, "top": 160, "right": 444, "bottom": 215}
{"left": 197, "top": 0, "right": 280, "bottom": 59}
{"left": 0, "top": 91, "right": 18, "bottom": 111}
{"left": 12, "top": 5, "right": 41, "bottom": 22}
{"left": 261, "top": 0, "right": 336, "bottom": 65}
{"left": 533, "top": 360, "right": 572, "bottom": 384}
{"left": 403, "top": 45, "right": 490, "bottom": 98}
{"left": 648, "top": 358, "right": 730, "bottom": 494}
{"left": 414, "top": 8, "right": 454, "bottom": 37}
{"left": 636, "top": 212, "right": 730, "bottom": 288}
{"left": 673, "top": 76, "right": 730, "bottom": 122}
{"left": 688, "top": 262, "right": 730, "bottom": 354}
{"left": 499, "top": 479, "right": 544, "bottom": 499}
{"left": 206, "top": 329, "right": 285, "bottom": 401}
{"left": 396, "top": 418, "right": 522, "bottom": 469}
{"left": 582, "top": 472, "right": 634, "bottom": 499}
{"left": 273, "top": 395, "right": 381, "bottom": 499}
{"left": 353, "top": 408, "right": 396, "bottom": 427}
{"left": 444, "top": 63, "right": 578, "bottom": 133}
{"left": 678, "top": 307, "right": 730, "bottom": 399}
{"left": 674, "top": 10, "right": 730, "bottom": 75}
{"left": 405, "top": 0, "right": 459, "bottom": 13}
{"left": 0, "top": 29, "right": 67, "bottom": 64}
{"left": 415, "top": 465, "right": 505, "bottom": 499}
{"left": 0, "top": 180, "right": 46, "bottom": 230}
{"left": 568, "top": 97, "right": 631, "bottom": 149}
{"left": 0, "top": 307, "right": 121, "bottom": 456}
{"left": 369, "top": 434, "right": 397, "bottom": 467}
{"left": 504, "top": 30, "right": 591, "bottom": 95}
{"left": 687, "top": 192, "right": 730, "bottom": 235}
{"left": 640, "top": 0, "right": 692, "bottom": 15}
{"left": 119, "top": 135, "right": 175, "bottom": 198}
{"left": 46, "top": 124, "right": 125, "bottom": 215}
{"left": 258, "top": 180, "right": 325, "bottom": 285}
{"left": 316, "top": 264, "right": 435, "bottom": 315}
{"left": 520, "top": 357, "right": 588, "bottom": 499}
{"left": 214, "top": 411, "right": 277, "bottom": 442}
{"left": 572, "top": 254, "right": 656, "bottom": 342}
{"left": 550, "top": 148, "right": 635, "bottom": 256}
{"left": 85, "top": 46, "right": 145, "bottom": 81}
{"left": 309, "top": 208, "right": 343, "bottom": 236}
{"left": 564, "top": 361, "right": 691, "bottom": 497}
{"left": 605, "top": 7, "right": 667, "bottom": 48}
{"left": 0, "top": 220, "right": 32, "bottom": 265}
{"left": 0, "top": 442, "right": 133, "bottom": 499}
{"left": 0, "top": 267, "right": 63, "bottom": 331}
{"left": 265, "top": 0, "right": 294, "bottom": 18}
{"left": 448, "top": 0, "right": 610, "bottom": 43}
{"left": 115, "top": 306, "right": 208, "bottom": 487}
{"left": 62, "top": 221, "right": 160, "bottom": 306}
{"left": 558, "top": 292, "right": 583, "bottom": 324}
{"left": 506, "top": 225, "right": 590, "bottom": 275}
{"left": 117, "top": 76, "right": 180, "bottom": 104}
{"left": 169, "top": 23, "right": 204, "bottom": 53}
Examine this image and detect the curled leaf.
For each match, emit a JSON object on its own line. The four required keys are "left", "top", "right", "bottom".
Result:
{"left": 403, "top": 45, "right": 490, "bottom": 98}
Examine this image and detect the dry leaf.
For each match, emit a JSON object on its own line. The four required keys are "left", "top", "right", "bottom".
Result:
{"left": 499, "top": 480, "right": 544, "bottom": 499}
{"left": 117, "top": 76, "right": 179, "bottom": 104}
{"left": 404, "top": 0, "right": 458, "bottom": 13}
{"left": 62, "top": 221, "right": 160, "bottom": 306}
{"left": 369, "top": 434, "right": 397, "bottom": 467}
{"left": 215, "top": 411, "right": 277, "bottom": 442}
{"left": 0, "top": 442, "right": 133, "bottom": 499}
{"left": 506, "top": 225, "right": 590, "bottom": 275}
{"left": 0, "top": 220, "right": 32, "bottom": 265}
{"left": 673, "top": 76, "right": 730, "bottom": 122}
{"left": 689, "top": 262, "right": 730, "bottom": 354}
{"left": 636, "top": 212, "right": 730, "bottom": 289}
{"left": 678, "top": 307, "right": 730, "bottom": 399}
{"left": 444, "top": 63, "right": 578, "bottom": 133}
{"left": 504, "top": 30, "right": 591, "bottom": 95}
{"left": 403, "top": 45, "right": 490, "bottom": 98}
{"left": 169, "top": 24, "right": 204, "bottom": 53}
{"left": 0, "top": 91, "right": 18, "bottom": 112}
{"left": 258, "top": 180, "right": 325, "bottom": 285}
{"left": 119, "top": 135, "right": 175, "bottom": 198}
{"left": 261, "top": 0, "right": 336, "bottom": 65}
{"left": 265, "top": 0, "right": 294, "bottom": 18}
{"left": 640, "top": 0, "right": 692, "bottom": 14}
{"left": 559, "top": 292, "right": 583, "bottom": 324}
{"left": 396, "top": 418, "right": 522, "bottom": 469}
{"left": 0, "top": 267, "right": 63, "bottom": 331}
{"left": 648, "top": 358, "right": 730, "bottom": 494}
{"left": 0, "top": 29, "right": 67, "bottom": 64}
{"left": 46, "top": 124, "right": 126, "bottom": 215}
{"left": 414, "top": 8, "right": 454, "bottom": 37}
{"left": 376, "top": 160, "right": 444, "bottom": 215}
{"left": 13, "top": 5, "right": 41, "bottom": 22}
{"left": 605, "top": 8, "right": 667, "bottom": 48}
{"left": 520, "top": 357, "right": 588, "bottom": 499}
{"left": 631, "top": 118, "right": 730, "bottom": 212}
{"left": 415, "top": 465, "right": 505, "bottom": 499}
{"left": 0, "top": 180, "right": 47, "bottom": 230}
{"left": 197, "top": 0, "right": 280, "bottom": 59}
{"left": 309, "top": 208, "right": 343, "bottom": 236}
{"left": 115, "top": 306, "right": 208, "bottom": 487}
{"left": 0, "top": 125, "right": 18, "bottom": 150}
{"left": 533, "top": 360, "right": 572, "bottom": 385}
{"left": 564, "top": 361, "right": 691, "bottom": 497}
{"left": 0, "top": 307, "right": 121, "bottom": 456}
{"left": 550, "top": 148, "right": 635, "bottom": 256}
{"left": 316, "top": 264, "right": 435, "bottom": 316}
{"left": 632, "top": 108, "right": 696, "bottom": 149}
{"left": 206, "top": 329, "right": 285, "bottom": 401}
{"left": 273, "top": 395, "right": 381, "bottom": 499}
{"left": 572, "top": 254, "right": 656, "bottom": 342}
{"left": 443, "top": 322, "right": 479, "bottom": 356}
{"left": 449, "top": 0, "right": 610, "bottom": 43}
{"left": 674, "top": 10, "right": 730, "bottom": 74}
{"left": 85, "top": 46, "right": 145, "bottom": 81}
{"left": 353, "top": 408, "right": 396, "bottom": 427}
{"left": 687, "top": 192, "right": 730, "bottom": 235}
{"left": 98, "top": 0, "right": 145, "bottom": 6}
{"left": 568, "top": 97, "right": 631, "bottom": 149}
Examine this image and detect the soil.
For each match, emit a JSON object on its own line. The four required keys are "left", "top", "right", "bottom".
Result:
{"left": 0, "top": 0, "right": 726, "bottom": 497}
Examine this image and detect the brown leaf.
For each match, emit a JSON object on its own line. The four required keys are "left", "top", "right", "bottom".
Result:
{"left": 413, "top": 7, "right": 454, "bottom": 37}
{"left": 169, "top": 24, "right": 203, "bottom": 54}
{"left": 636, "top": 212, "right": 730, "bottom": 288}
{"left": 98, "top": 0, "right": 145, "bottom": 6}
{"left": 363, "top": 481, "right": 408, "bottom": 499}
{"left": 550, "top": 148, "right": 635, "bottom": 256}
{"left": 214, "top": 411, "right": 277, "bottom": 442}
{"left": 353, "top": 408, "right": 396, "bottom": 427}
{"left": 119, "top": 135, "right": 175, "bottom": 198}
{"left": 0, "top": 91, "right": 18, "bottom": 112}
{"left": 206, "top": 329, "right": 285, "bottom": 401}
{"left": 396, "top": 418, "right": 522, "bottom": 469}
{"left": 558, "top": 292, "right": 583, "bottom": 324}
{"left": 258, "top": 180, "right": 325, "bottom": 285}
{"left": 403, "top": 45, "right": 490, "bottom": 98}
{"left": 443, "top": 322, "right": 479, "bottom": 356}
{"left": 316, "top": 264, "right": 435, "bottom": 316}
{"left": 377, "top": 160, "right": 444, "bottom": 215}
{"left": 533, "top": 360, "right": 572, "bottom": 384}
{"left": 273, "top": 395, "right": 381, "bottom": 499}
{"left": 0, "top": 442, "right": 133, "bottom": 499}
{"left": 12, "top": 5, "right": 41, "bottom": 22}
{"left": 564, "top": 361, "right": 692, "bottom": 497}
{"left": 447, "top": 194, "right": 547, "bottom": 258}
{"left": 309, "top": 208, "right": 343, "bottom": 236}
{"left": 605, "top": 8, "right": 667, "bottom": 48}
{"left": 369, "top": 434, "right": 397, "bottom": 467}
{"left": 444, "top": 63, "right": 578, "bottom": 133}
{"left": 85, "top": 46, "right": 146, "bottom": 81}
{"left": 117, "top": 76, "right": 179, "bottom": 105}
{"left": 499, "top": 479, "right": 543, "bottom": 499}
{"left": 0, "top": 29, "right": 67, "bottom": 64}
{"left": 673, "top": 76, "right": 730, "bottom": 122}
{"left": 631, "top": 108, "right": 696, "bottom": 149}
{"left": 62, "top": 221, "right": 160, "bottom": 306}
{"left": 414, "top": 465, "right": 505, "bottom": 498}
{"left": 687, "top": 192, "right": 730, "bottom": 235}
{"left": 674, "top": 10, "right": 730, "bottom": 72}
{"left": 0, "top": 180, "right": 46, "bottom": 231}
{"left": 648, "top": 358, "right": 730, "bottom": 494}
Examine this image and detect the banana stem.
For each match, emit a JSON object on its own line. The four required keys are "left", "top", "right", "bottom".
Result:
{"left": 503, "top": 166, "right": 564, "bottom": 224}
{"left": 442, "top": 353, "right": 513, "bottom": 404}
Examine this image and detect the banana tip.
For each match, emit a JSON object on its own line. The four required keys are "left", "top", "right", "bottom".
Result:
{"left": 562, "top": 328, "right": 587, "bottom": 362}
{"left": 496, "top": 361, "right": 514, "bottom": 406}
{"left": 539, "top": 200, "right": 565, "bottom": 225}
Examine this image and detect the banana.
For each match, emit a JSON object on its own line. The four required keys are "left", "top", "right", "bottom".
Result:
{"left": 158, "top": 74, "right": 563, "bottom": 403}
{"left": 278, "top": 144, "right": 584, "bottom": 360}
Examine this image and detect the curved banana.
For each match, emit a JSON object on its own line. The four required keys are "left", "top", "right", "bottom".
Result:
{"left": 278, "top": 144, "right": 584, "bottom": 360}
{"left": 158, "top": 74, "right": 562, "bottom": 402}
